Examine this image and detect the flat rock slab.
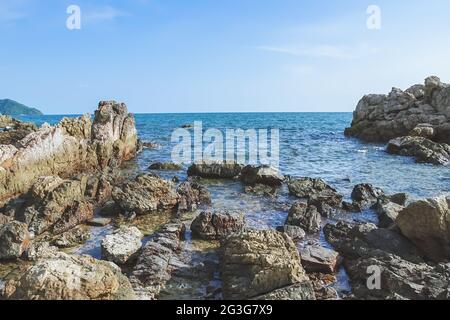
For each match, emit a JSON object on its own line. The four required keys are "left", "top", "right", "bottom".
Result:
{"left": 300, "top": 245, "right": 339, "bottom": 274}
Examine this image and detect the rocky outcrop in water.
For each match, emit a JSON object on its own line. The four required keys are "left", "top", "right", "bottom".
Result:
{"left": 387, "top": 136, "right": 450, "bottom": 165}
{"left": 176, "top": 179, "right": 211, "bottom": 212}
{"left": 0, "top": 101, "right": 138, "bottom": 203}
{"left": 396, "top": 196, "right": 450, "bottom": 261}
{"left": 2, "top": 252, "right": 136, "bottom": 300}
{"left": 191, "top": 211, "right": 245, "bottom": 240}
{"left": 149, "top": 162, "right": 182, "bottom": 171}
{"left": 240, "top": 165, "right": 284, "bottom": 187}
{"left": 101, "top": 226, "right": 143, "bottom": 265}
{"left": 220, "top": 229, "right": 315, "bottom": 300}
{"left": 187, "top": 161, "right": 243, "bottom": 179}
{"left": 345, "top": 76, "right": 450, "bottom": 143}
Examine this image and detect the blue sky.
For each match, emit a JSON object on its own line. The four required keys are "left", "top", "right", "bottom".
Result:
{"left": 1, "top": 0, "right": 450, "bottom": 114}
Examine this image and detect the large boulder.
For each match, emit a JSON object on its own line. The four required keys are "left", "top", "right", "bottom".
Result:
{"left": 0, "top": 101, "right": 138, "bottom": 204}
{"left": 101, "top": 226, "right": 144, "bottom": 264}
{"left": 187, "top": 161, "right": 243, "bottom": 179}
{"left": 220, "top": 229, "right": 313, "bottom": 300}
{"left": 0, "top": 221, "right": 30, "bottom": 260}
{"left": 324, "top": 221, "right": 450, "bottom": 299}
{"left": 300, "top": 245, "right": 339, "bottom": 274}
{"left": 190, "top": 211, "right": 245, "bottom": 240}
{"left": 112, "top": 174, "right": 179, "bottom": 215}
{"left": 240, "top": 165, "right": 284, "bottom": 187}
{"left": 3, "top": 252, "right": 136, "bottom": 300}
{"left": 285, "top": 202, "right": 321, "bottom": 233}
{"left": 396, "top": 196, "right": 450, "bottom": 261}
{"left": 387, "top": 136, "right": 449, "bottom": 165}
{"left": 345, "top": 76, "right": 450, "bottom": 143}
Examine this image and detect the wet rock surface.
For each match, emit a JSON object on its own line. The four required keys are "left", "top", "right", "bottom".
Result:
{"left": 387, "top": 136, "right": 450, "bottom": 165}
{"left": 240, "top": 165, "right": 284, "bottom": 187}
{"left": 176, "top": 179, "right": 211, "bottom": 213}
{"left": 285, "top": 202, "right": 321, "bottom": 233}
{"left": 187, "top": 161, "right": 243, "bottom": 179}
{"left": 149, "top": 162, "right": 182, "bottom": 171}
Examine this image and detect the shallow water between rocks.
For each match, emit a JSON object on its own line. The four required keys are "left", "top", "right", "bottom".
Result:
{"left": 4, "top": 112, "right": 448, "bottom": 299}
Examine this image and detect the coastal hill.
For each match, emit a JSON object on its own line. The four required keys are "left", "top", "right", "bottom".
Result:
{"left": 0, "top": 99, "right": 43, "bottom": 116}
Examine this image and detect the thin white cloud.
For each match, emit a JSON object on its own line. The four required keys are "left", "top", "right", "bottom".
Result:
{"left": 84, "top": 6, "right": 129, "bottom": 23}
{"left": 258, "top": 43, "right": 379, "bottom": 60}
{"left": 0, "top": 1, "right": 27, "bottom": 22}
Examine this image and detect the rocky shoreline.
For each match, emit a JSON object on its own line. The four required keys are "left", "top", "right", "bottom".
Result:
{"left": 0, "top": 87, "right": 449, "bottom": 300}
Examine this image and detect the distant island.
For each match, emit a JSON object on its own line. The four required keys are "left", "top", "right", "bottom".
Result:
{"left": 0, "top": 99, "right": 43, "bottom": 116}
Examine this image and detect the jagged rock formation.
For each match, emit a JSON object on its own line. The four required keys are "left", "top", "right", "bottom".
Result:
{"left": 0, "top": 101, "right": 138, "bottom": 203}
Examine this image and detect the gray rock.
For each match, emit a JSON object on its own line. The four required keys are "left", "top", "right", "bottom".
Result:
{"left": 300, "top": 245, "right": 339, "bottom": 274}
{"left": 387, "top": 136, "right": 449, "bottom": 165}
{"left": 396, "top": 196, "right": 450, "bottom": 261}
{"left": 176, "top": 179, "right": 211, "bottom": 213}
{"left": 277, "top": 225, "right": 306, "bottom": 240}
{"left": 191, "top": 211, "right": 244, "bottom": 240}
{"left": 376, "top": 202, "right": 403, "bottom": 228}
{"left": 187, "top": 161, "right": 243, "bottom": 179}
{"left": 220, "top": 229, "right": 312, "bottom": 300}
{"left": 0, "top": 221, "right": 30, "bottom": 260}
{"left": 87, "top": 217, "right": 112, "bottom": 227}
{"left": 253, "top": 282, "right": 316, "bottom": 300}
{"left": 351, "top": 183, "right": 385, "bottom": 208}
{"left": 285, "top": 202, "right": 321, "bottom": 233}
{"left": 101, "top": 226, "right": 143, "bottom": 264}
{"left": 149, "top": 162, "right": 182, "bottom": 171}
{"left": 240, "top": 165, "right": 284, "bottom": 187}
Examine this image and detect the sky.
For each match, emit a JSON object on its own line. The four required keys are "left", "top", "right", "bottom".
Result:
{"left": 1, "top": 0, "right": 450, "bottom": 114}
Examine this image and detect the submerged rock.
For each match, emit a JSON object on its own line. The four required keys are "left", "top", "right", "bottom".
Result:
{"left": 101, "top": 226, "right": 143, "bottom": 264}
{"left": 187, "top": 161, "right": 243, "bottom": 179}
{"left": 345, "top": 76, "right": 450, "bottom": 143}
{"left": 3, "top": 252, "right": 136, "bottom": 300}
{"left": 220, "top": 229, "right": 313, "bottom": 300}
{"left": 285, "top": 202, "right": 321, "bottom": 233}
{"left": 396, "top": 196, "right": 450, "bottom": 261}
{"left": 240, "top": 165, "right": 284, "bottom": 187}
{"left": 0, "top": 221, "right": 30, "bottom": 260}
{"left": 149, "top": 162, "right": 182, "bottom": 171}
{"left": 0, "top": 101, "right": 138, "bottom": 204}
{"left": 191, "top": 211, "right": 245, "bottom": 240}
{"left": 112, "top": 174, "right": 179, "bottom": 215}
{"left": 387, "top": 136, "right": 450, "bottom": 165}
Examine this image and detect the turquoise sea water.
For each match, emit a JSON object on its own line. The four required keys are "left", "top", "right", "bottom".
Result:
{"left": 14, "top": 112, "right": 449, "bottom": 299}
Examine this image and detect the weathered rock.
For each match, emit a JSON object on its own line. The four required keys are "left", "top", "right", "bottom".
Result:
{"left": 409, "top": 123, "right": 435, "bottom": 139}
{"left": 187, "top": 161, "right": 243, "bottom": 179}
{"left": 288, "top": 177, "right": 336, "bottom": 198}
{"left": 396, "top": 196, "right": 450, "bottom": 261}
{"left": 253, "top": 282, "right": 316, "bottom": 300}
{"left": 324, "top": 220, "right": 450, "bottom": 300}
{"left": 240, "top": 165, "right": 284, "bottom": 187}
{"left": 149, "top": 162, "right": 182, "bottom": 171}
{"left": 176, "top": 179, "right": 211, "bottom": 212}
{"left": 285, "top": 202, "right": 321, "bottom": 233}
{"left": 220, "top": 229, "right": 311, "bottom": 300}
{"left": 129, "top": 222, "right": 186, "bottom": 300}
{"left": 0, "top": 115, "right": 37, "bottom": 147}
{"left": 351, "top": 183, "right": 385, "bottom": 209}
{"left": 276, "top": 225, "right": 306, "bottom": 240}
{"left": 24, "top": 242, "right": 59, "bottom": 261}
{"left": 191, "top": 211, "right": 245, "bottom": 240}
{"left": 3, "top": 252, "right": 136, "bottom": 300}
{"left": 300, "top": 245, "right": 339, "bottom": 274}
{"left": 0, "top": 221, "right": 30, "bottom": 260}
{"left": 375, "top": 202, "right": 404, "bottom": 229}
{"left": 345, "top": 76, "right": 450, "bottom": 143}
{"left": 102, "top": 226, "right": 143, "bottom": 264}
{"left": 0, "top": 101, "right": 138, "bottom": 204}
{"left": 308, "top": 190, "right": 343, "bottom": 217}
{"left": 387, "top": 136, "right": 450, "bottom": 165}
{"left": 112, "top": 174, "right": 179, "bottom": 215}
